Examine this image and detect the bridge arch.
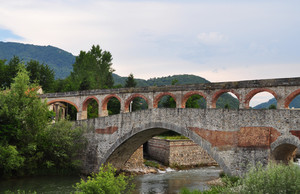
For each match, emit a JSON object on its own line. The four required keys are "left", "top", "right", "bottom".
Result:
{"left": 211, "top": 89, "right": 240, "bottom": 109}
{"left": 270, "top": 135, "right": 300, "bottom": 163}
{"left": 244, "top": 88, "right": 278, "bottom": 109}
{"left": 124, "top": 94, "right": 149, "bottom": 112}
{"left": 47, "top": 99, "right": 79, "bottom": 112}
{"left": 101, "top": 94, "right": 121, "bottom": 112}
{"left": 285, "top": 89, "right": 300, "bottom": 108}
{"left": 181, "top": 91, "right": 207, "bottom": 108}
{"left": 153, "top": 92, "right": 177, "bottom": 108}
{"left": 82, "top": 96, "right": 100, "bottom": 119}
{"left": 82, "top": 96, "right": 100, "bottom": 111}
{"left": 102, "top": 122, "right": 231, "bottom": 175}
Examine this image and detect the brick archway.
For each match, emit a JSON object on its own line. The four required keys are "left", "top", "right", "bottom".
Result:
{"left": 47, "top": 99, "right": 79, "bottom": 112}
{"left": 101, "top": 94, "right": 122, "bottom": 111}
{"left": 211, "top": 89, "right": 240, "bottom": 108}
{"left": 82, "top": 96, "right": 100, "bottom": 111}
{"left": 284, "top": 89, "right": 300, "bottom": 108}
{"left": 153, "top": 92, "right": 176, "bottom": 108}
{"left": 244, "top": 88, "right": 277, "bottom": 109}
{"left": 124, "top": 94, "right": 149, "bottom": 112}
{"left": 181, "top": 91, "right": 207, "bottom": 108}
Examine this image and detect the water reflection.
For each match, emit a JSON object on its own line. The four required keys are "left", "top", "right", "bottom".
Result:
{"left": 0, "top": 166, "right": 221, "bottom": 194}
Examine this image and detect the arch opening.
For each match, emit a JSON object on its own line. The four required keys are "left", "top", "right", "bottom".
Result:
{"left": 215, "top": 92, "right": 239, "bottom": 109}
{"left": 87, "top": 99, "right": 99, "bottom": 119}
{"left": 48, "top": 101, "right": 78, "bottom": 121}
{"left": 128, "top": 97, "right": 148, "bottom": 112}
{"left": 103, "top": 125, "right": 227, "bottom": 175}
{"left": 185, "top": 94, "right": 206, "bottom": 109}
{"left": 158, "top": 95, "right": 176, "bottom": 108}
{"left": 285, "top": 90, "right": 300, "bottom": 109}
{"left": 249, "top": 91, "right": 277, "bottom": 109}
{"left": 271, "top": 143, "right": 297, "bottom": 164}
{"left": 107, "top": 97, "right": 121, "bottom": 115}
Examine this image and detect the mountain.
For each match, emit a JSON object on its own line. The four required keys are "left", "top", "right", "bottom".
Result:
{"left": 113, "top": 74, "right": 210, "bottom": 87}
{"left": 254, "top": 96, "right": 300, "bottom": 109}
{"left": 0, "top": 41, "right": 75, "bottom": 79}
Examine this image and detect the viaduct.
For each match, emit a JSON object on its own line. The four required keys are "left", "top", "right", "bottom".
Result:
{"left": 40, "top": 77, "right": 300, "bottom": 176}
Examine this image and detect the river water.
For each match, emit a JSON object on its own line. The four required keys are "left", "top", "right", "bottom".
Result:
{"left": 0, "top": 166, "right": 222, "bottom": 193}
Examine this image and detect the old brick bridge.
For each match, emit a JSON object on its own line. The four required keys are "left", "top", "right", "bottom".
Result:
{"left": 41, "top": 77, "right": 300, "bottom": 176}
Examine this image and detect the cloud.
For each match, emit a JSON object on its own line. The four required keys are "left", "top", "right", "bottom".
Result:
{"left": 0, "top": 0, "right": 299, "bottom": 83}
{"left": 197, "top": 32, "right": 228, "bottom": 45}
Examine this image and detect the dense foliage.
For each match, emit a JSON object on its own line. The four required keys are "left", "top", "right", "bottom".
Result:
{"left": 0, "top": 65, "right": 85, "bottom": 178}
{"left": 0, "top": 57, "right": 55, "bottom": 92}
{"left": 74, "top": 164, "right": 135, "bottom": 194}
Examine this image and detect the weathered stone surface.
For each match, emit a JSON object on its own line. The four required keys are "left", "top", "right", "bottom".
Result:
{"left": 77, "top": 108, "right": 300, "bottom": 176}
{"left": 147, "top": 138, "right": 217, "bottom": 166}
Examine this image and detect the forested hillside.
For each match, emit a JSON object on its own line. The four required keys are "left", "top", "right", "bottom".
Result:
{"left": 254, "top": 96, "right": 300, "bottom": 109}
{"left": 0, "top": 41, "right": 75, "bottom": 78}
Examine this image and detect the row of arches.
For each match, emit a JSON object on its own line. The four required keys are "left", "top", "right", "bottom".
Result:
{"left": 48, "top": 88, "right": 300, "bottom": 120}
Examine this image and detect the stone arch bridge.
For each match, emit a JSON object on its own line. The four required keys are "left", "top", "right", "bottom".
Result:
{"left": 40, "top": 77, "right": 300, "bottom": 176}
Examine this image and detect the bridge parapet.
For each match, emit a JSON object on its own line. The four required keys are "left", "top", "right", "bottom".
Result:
{"left": 41, "top": 77, "right": 300, "bottom": 120}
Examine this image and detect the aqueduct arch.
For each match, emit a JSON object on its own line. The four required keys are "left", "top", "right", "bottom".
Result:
{"left": 101, "top": 94, "right": 122, "bottom": 116}
{"left": 211, "top": 89, "right": 240, "bottom": 109}
{"left": 285, "top": 89, "right": 300, "bottom": 108}
{"left": 124, "top": 94, "right": 149, "bottom": 112}
{"left": 153, "top": 92, "right": 177, "bottom": 108}
{"left": 181, "top": 91, "right": 207, "bottom": 108}
{"left": 244, "top": 88, "right": 278, "bottom": 109}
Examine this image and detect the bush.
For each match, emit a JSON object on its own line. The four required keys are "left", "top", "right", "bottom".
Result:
{"left": 240, "top": 162, "right": 300, "bottom": 193}
{"left": 0, "top": 144, "right": 25, "bottom": 177}
{"left": 74, "top": 163, "right": 135, "bottom": 194}
{"left": 36, "top": 119, "right": 86, "bottom": 172}
{"left": 181, "top": 162, "right": 300, "bottom": 194}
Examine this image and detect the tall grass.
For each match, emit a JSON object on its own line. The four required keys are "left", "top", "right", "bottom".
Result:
{"left": 181, "top": 162, "right": 300, "bottom": 194}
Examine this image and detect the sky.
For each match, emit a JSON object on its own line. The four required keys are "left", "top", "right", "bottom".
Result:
{"left": 0, "top": 0, "right": 299, "bottom": 86}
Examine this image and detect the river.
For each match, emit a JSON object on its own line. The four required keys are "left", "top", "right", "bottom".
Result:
{"left": 0, "top": 166, "right": 222, "bottom": 193}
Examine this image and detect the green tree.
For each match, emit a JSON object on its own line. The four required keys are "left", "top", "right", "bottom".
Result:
{"left": 269, "top": 104, "right": 276, "bottom": 109}
{"left": 159, "top": 96, "right": 176, "bottom": 108}
{"left": 26, "top": 60, "right": 55, "bottom": 92}
{"left": 0, "top": 64, "right": 50, "bottom": 146}
{"left": 185, "top": 95, "right": 206, "bottom": 108}
{"left": 71, "top": 45, "right": 114, "bottom": 91}
{"left": 124, "top": 73, "right": 137, "bottom": 88}
{"left": 75, "top": 163, "right": 134, "bottom": 194}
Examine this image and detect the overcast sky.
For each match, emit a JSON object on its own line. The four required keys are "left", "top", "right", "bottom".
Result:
{"left": 0, "top": 0, "right": 299, "bottom": 84}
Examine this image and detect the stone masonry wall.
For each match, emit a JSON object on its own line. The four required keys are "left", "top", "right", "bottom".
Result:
{"left": 147, "top": 137, "right": 217, "bottom": 166}
{"left": 124, "top": 146, "right": 144, "bottom": 169}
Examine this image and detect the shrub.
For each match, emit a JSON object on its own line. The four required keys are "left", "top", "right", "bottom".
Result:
{"left": 0, "top": 144, "right": 25, "bottom": 177}
{"left": 240, "top": 162, "right": 300, "bottom": 194}
{"left": 74, "top": 163, "right": 135, "bottom": 194}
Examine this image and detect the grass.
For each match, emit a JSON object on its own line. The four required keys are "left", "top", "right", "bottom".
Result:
{"left": 180, "top": 162, "right": 300, "bottom": 194}
{"left": 144, "top": 160, "right": 161, "bottom": 169}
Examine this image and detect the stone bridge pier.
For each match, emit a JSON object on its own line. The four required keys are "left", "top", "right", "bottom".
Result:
{"left": 76, "top": 108, "right": 300, "bottom": 176}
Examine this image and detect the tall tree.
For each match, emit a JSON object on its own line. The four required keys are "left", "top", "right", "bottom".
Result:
{"left": 71, "top": 45, "right": 114, "bottom": 90}
{"left": 26, "top": 60, "right": 55, "bottom": 92}
{"left": 125, "top": 73, "right": 137, "bottom": 88}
